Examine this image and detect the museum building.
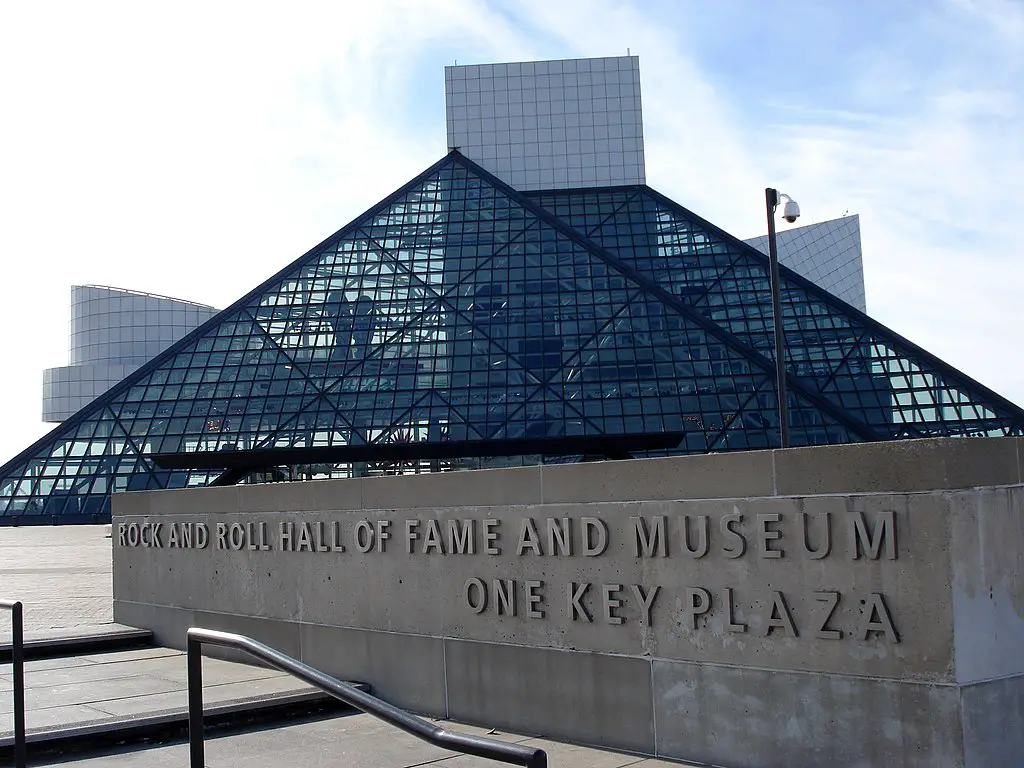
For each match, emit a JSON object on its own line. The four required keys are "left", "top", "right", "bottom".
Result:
{"left": 1, "top": 55, "right": 1021, "bottom": 523}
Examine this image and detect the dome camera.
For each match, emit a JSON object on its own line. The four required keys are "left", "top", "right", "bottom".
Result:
{"left": 782, "top": 199, "right": 801, "bottom": 223}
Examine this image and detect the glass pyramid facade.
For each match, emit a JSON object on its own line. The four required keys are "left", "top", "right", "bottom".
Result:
{"left": 2, "top": 152, "right": 1022, "bottom": 523}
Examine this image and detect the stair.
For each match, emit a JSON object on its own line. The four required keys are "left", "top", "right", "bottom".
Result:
{"left": 0, "top": 628, "right": 364, "bottom": 762}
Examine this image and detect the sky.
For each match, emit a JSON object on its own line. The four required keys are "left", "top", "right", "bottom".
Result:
{"left": 0, "top": 0, "right": 1021, "bottom": 465}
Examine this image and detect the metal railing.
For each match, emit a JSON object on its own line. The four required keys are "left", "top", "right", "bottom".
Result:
{"left": 0, "top": 599, "right": 26, "bottom": 768}
{"left": 187, "top": 627, "right": 548, "bottom": 768}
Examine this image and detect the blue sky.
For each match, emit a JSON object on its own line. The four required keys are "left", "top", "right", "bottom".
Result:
{"left": 0, "top": 0, "right": 1021, "bottom": 463}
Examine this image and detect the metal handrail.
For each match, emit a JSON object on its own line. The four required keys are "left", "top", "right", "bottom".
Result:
{"left": 187, "top": 628, "right": 547, "bottom": 768}
{"left": 0, "top": 599, "right": 26, "bottom": 768}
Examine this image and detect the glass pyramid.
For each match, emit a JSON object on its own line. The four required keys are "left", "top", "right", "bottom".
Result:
{"left": 2, "top": 152, "right": 1021, "bottom": 523}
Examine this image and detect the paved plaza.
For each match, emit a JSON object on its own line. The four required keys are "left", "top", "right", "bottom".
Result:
{"left": 0, "top": 525, "right": 113, "bottom": 633}
{"left": 42, "top": 714, "right": 686, "bottom": 767}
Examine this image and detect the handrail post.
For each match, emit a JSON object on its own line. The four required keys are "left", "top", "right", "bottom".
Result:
{"left": 11, "top": 602, "right": 26, "bottom": 768}
{"left": 1, "top": 599, "right": 26, "bottom": 768}
{"left": 187, "top": 634, "right": 204, "bottom": 768}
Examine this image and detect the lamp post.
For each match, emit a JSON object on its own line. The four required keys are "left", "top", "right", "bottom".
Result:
{"left": 765, "top": 188, "right": 800, "bottom": 449}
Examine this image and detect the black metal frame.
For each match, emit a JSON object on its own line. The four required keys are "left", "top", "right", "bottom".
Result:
{"left": 765, "top": 187, "right": 789, "bottom": 448}
{"left": 456, "top": 153, "right": 885, "bottom": 443}
{"left": 0, "top": 599, "right": 26, "bottom": 768}
{"left": 186, "top": 627, "right": 547, "bottom": 768}
{"left": 152, "top": 431, "right": 685, "bottom": 478}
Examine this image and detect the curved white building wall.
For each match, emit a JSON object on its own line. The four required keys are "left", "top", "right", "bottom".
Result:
{"left": 43, "top": 286, "right": 220, "bottom": 422}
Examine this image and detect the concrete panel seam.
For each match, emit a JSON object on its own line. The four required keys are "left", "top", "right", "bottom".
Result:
{"left": 113, "top": 485, "right": 1023, "bottom": 513}
{"left": 648, "top": 657, "right": 658, "bottom": 756}
{"left": 649, "top": 655, "right": 960, "bottom": 686}
{"left": 958, "top": 671, "right": 1024, "bottom": 688}
{"left": 443, "top": 637, "right": 450, "bottom": 719}
{"left": 772, "top": 449, "right": 777, "bottom": 497}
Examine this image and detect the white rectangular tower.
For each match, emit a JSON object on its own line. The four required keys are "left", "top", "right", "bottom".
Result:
{"left": 445, "top": 56, "right": 645, "bottom": 190}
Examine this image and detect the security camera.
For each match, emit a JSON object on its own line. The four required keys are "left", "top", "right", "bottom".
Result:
{"left": 782, "top": 199, "right": 801, "bottom": 223}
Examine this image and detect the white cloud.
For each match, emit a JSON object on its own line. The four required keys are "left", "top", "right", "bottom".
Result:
{"left": 0, "top": 0, "right": 1020, "bottom": 467}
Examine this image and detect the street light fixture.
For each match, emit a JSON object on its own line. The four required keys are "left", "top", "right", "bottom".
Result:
{"left": 765, "top": 188, "right": 800, "bottom": 448}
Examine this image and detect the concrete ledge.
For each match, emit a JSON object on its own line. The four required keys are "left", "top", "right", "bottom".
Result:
{"left": 121, "top": 439, "right": 1024, "bottom": 515}
{"left": 774, "top": 438, "right": 1022, "bottom": 496}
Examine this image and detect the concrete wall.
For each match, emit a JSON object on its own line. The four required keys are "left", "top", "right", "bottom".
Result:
{"left": 112, "top": 438, "right": 1024, "bottom": 767}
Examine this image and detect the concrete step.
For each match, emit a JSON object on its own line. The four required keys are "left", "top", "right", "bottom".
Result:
{"left": 0, "top": 686, "right": 360, "bottom": 762}
{"left": 0, "top": 623, "right": 152, "bottom": 662}
{"left": 0, "top": 644, "right": 367, "bottom": 762}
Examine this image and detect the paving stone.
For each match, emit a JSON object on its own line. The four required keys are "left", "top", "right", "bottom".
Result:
{"left": 32, "top": 713, "right": 701, "bottom": 767}
{"left": 0, "top": 703, "right": 112, "bottom": 733}
{"left": 0, "top": 525, "right": 113, "bottom": 633}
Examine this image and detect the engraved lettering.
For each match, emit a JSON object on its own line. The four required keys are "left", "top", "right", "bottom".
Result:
{"left": 630, "top": 585, "right": 660, "bottom": 626}
{"left": 851, "top": 510, "right": 897, "bottom": 560}
{"left": 298, "top": 522, "right": 314, "bottom": 552}
{"left": 525, "top": 580, "right": 545, "bottom": 619}
{"left": 168, "top": 523, "right": 180, "bottom": 548}
{"left": 405, "top": 519, "right": 420, "bottom": 553}
{"left": 279, "top": 521, "right": 294, "bottom": 551}
{"left": 375, "top": 520, "right": 391, "bottom": 553}
{"left": 484, "top": 519, "right": 501, "bottom": 555}
{"left": 582, "top": 517, "right": 608, "bottom": 556}
{"left": 814, "top": 591, "right": 842, "bottom": 640}
{"left": 422, "top": 519, "right": 444, "bottom": 554}
{"left": 721, "top": 513, "right": 746, "bottom": 558}
{"left": 229, "top": 523, "right": 245, "bottom": 550}
{"left": 602, "top": 583, "right": 624, "bottom": 625}
{"left": 516, "top": 518, "right": 543, "bottom": 556}
{"left": 725, "top": 587, "right": 747, "bottom": 633}
{"left": 329, "top": 521, "right": 345, "bottom": 552}
{"left": 801, "top": 512, "right": 831, "bottom": 560}
{"left": 354, "top": 520, "right": 374, "bottom": 553}
{"left": 195, "top": 523, "right": 209, "bottom": 549}
{"left": 546, "top": 518, "right": 572, "bottom": 556}
{"left": 118, "top": 522, "right": 127, "bottom": 547}
{"left": 447, "top": 519, "right": 474, "bottom": 554}
{"left": 757, "top": 512, "right": 783, "bottom": 558}
{"left": 630, "top": 518, "right": 663, "bottom": 561}
{"left": 684, "top": 587, "right": 711, "bottom": 629}
{"left": 464, "top": 578, "right": 487, "bottom": 614}
{"left": 568, "top": 582, "right": 592, "bottom": 622}
{"left": 764, "top": 591, "right": 798, "bottom": 637}
{"left": 314, "top": 521, "right": 329, "bottom": 552}
{"left": 127, "top": 523, "right": 140, "bottom": 547}
{"left": 632, "top": 515, "right": 667, "bottom": 557}
{"left": 857, "top": 594, "right": 900, "bottom": 642}
{"left": 680, "top": 515, "right": 709, "bottom": 558}
{"left": 216, "top": 522, "right": 228, "bottom": 550}
{"left": 493, "top": 579, "right": 516, "bottom": 616}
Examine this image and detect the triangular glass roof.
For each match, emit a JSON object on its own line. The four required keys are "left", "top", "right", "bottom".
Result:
{"left": 527, "top": 186, "right": 1024, "bottom": 439}
{"left": 1, "top": 152, "right": 1021, "bottom": 522}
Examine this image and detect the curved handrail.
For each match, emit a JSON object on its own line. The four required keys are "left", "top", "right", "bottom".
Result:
{"left": 0, "top": 599, "right": 26, "bottom": 768}
{"left": 186, "top": 627, "right": 547, "bottom": 768}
